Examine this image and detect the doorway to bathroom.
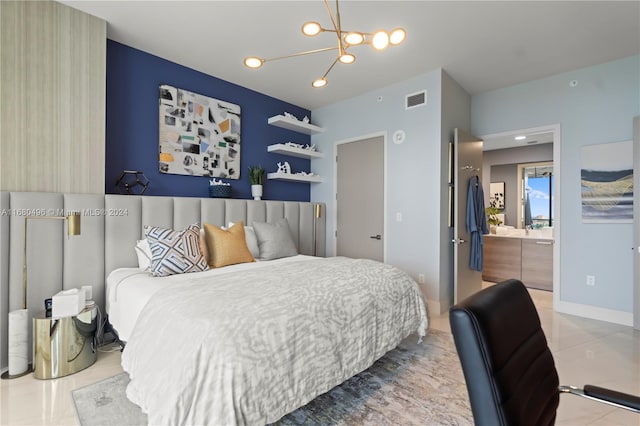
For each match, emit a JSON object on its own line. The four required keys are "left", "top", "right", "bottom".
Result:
{"left": 480, "top": 125, "right": 560, "bottom": 296}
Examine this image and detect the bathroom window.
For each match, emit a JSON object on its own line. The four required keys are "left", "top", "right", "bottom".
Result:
{"left": 521, "top": 162, "right": 554, "bottom": 228}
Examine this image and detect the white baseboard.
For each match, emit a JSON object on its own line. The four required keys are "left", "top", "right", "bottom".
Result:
{"left": 555, "top": 300, "right": 633, "bottom": 327}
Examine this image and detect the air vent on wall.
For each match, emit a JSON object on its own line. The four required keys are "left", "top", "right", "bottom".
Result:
{"left": 405, "top": 90, "right": 427, "bottom": 110}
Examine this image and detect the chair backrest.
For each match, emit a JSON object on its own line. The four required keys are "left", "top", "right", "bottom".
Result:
{"left": 449, "top": 279, "right": 560, "bottom": 426}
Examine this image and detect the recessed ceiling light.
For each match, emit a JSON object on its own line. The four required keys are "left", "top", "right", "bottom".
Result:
{"left": 515, "top": 135, "right": 526, "bottom": 140}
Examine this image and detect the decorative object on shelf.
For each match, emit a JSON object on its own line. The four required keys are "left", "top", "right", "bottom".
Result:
{"left": 267, "top": 115, "right": 324, "bottom": 134}
{"left": 116, "top": 170, "right": 149, "bottom": 195}
{"left": 3, "top": 211, "right": 81, "bottom": 380}
{"left": 277, "top": 161, "right": 292, "bottom": 174}
{"left": 302, "top": 116, "right": 310, "bottom": 123}
{"left": 159, "top": 84, "right": 241, "bottom": 179}
{"left": 267, "top": 144, "right": 324, "bottom": 160}
{"left": 248, "top": 165, "right": 266, "bottom": 200}
{"left": 208, "top": 178, "right": 232, "bottom": 198}
{"left": 295, "top": 171, "right": 319, "bottom": 177}
{"left": 267, "top": 172, "right": 323, "bottom": 183}
{"left": 283, "top": 142, "right": 318, "bottom": 152}
{"left": 243, "top": 0, "right": 406, "bottom": 88}
{"left": 285, "top": 142, "right": 304, "bottom": 149}
{"left": 283, "top": 112, "right": 297, "bottom": 120}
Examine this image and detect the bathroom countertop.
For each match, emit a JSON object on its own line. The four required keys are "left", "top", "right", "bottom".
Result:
{"left": 486, "top": 229, "right": 554, "bottom": 240}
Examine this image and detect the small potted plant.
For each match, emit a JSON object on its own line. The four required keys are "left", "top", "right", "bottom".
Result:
{"left": 248, "top": 165, "right": 265, "bottom": 200}
{"left": 486, "top": 199, "right": 503, "bottom": 233}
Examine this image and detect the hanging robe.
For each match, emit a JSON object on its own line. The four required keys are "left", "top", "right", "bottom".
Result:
{"left": 466, "top": 175, "right": 489, "bottom": 271}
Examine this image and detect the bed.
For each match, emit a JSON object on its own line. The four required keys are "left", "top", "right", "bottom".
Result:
{"left": 99, "top": 196, "right": 428, "bottom": 425}
{"left": 109, "top": 255, "right": 427, "bottom": 424}
{"left": 0, "top": 193, "right": 428, "bottom": 424}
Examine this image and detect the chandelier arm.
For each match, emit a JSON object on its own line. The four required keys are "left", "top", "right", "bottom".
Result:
{"left": 321, "top": 56, "right": 340, "bottom": 80}
{"left": 323, "top": 0, "right": 344, "bottom": 55}
{"left": 336, "top": 0, "right": 344, "bottom": 53}
{"left": 263, "top": 46, "right": 338, "bottom": 63}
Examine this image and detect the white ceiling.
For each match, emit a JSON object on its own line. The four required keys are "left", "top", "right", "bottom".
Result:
{"left": 60, "top": 1, "right": 639, "bottom": 111}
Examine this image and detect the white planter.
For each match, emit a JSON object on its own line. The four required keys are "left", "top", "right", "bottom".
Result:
{"left": 251, "top": 184, "right": 263, "bottom": 200}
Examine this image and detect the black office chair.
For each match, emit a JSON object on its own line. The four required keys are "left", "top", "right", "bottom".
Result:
{"left": 449, "top": 279, "right": 640, "bottom": 426}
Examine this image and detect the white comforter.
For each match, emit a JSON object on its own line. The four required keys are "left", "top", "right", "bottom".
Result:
{"left": 121, "top": 256, "right": 428, "bottom": 425}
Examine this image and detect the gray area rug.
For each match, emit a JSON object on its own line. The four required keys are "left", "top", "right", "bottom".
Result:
{"left": 72, "top": 330, "right": 472, "bottom": 425}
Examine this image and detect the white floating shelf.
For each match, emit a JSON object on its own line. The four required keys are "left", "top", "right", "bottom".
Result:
{"left": 267, "top": 115, "right": 324, "bottom": 135}
{"left": 267, "top": 172, "right": 323, "bottom": 183}
{"left": 267, "top": 143, "right": 324, "bottom": 159}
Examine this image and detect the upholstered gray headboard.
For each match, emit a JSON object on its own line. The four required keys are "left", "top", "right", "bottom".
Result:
{"left": 0, "top": 192, "right": 325, "bottom": 371}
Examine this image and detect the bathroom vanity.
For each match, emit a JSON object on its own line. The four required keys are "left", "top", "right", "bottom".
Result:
{"left": 483, "top": 230, "right": 554, "bottom": 291}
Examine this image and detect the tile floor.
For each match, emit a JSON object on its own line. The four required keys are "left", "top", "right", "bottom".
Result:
{"left": 1, "top": 287, "right": 638, "bottom": 425}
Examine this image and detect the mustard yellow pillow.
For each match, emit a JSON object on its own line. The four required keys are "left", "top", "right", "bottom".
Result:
{"left": 203, "top": 221, "right": 255, "bottom": 268}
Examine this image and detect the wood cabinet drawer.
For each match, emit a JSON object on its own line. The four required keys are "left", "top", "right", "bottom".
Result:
{"left": 482, "top": 237, "right": 521, "bottom": 282}
{"left": 521, "top": 239, "right": 553, "bottom": 291}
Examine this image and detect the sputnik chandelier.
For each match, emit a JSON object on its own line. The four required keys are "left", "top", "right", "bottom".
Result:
{"left": 243, "top": 0, "right": 406, "bottom": 88}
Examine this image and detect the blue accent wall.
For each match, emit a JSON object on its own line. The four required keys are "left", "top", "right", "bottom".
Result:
{"left": 106, "top": 40, "right": 311, "bottom": 201}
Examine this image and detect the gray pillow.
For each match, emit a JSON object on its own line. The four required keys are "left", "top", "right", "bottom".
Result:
{"left": 252, "top": 218, "right": 298, "bottom": 260}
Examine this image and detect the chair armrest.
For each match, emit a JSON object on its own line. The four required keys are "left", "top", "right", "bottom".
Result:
{"left": 559, "top": 385, "right": 640, "bottom": 413}
{"left": 584, "top": 385, "right": 640, "bottom": 411}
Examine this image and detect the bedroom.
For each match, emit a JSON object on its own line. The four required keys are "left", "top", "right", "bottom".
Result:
{"left": 1, "top": 0, "right": 639, "bottom": 424}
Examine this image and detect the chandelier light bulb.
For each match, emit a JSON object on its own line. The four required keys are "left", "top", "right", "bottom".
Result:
{"left": 389, "top": 28, "right": 406, "bottom": 45}
{"left": 371, "top": 30, "right": 390, "bottom": 51}
{"left": 344, "top": 32, "right": 365, "bottom": 45}
{"left": 339, "top": 53, "right": 355, "bottom": 64}
{"left": 244, "top": 57, "right": 264, "bottom": 69}
{"left": 312, "top": 78, "right": 328, "bottom": 88}
{"left": 302, "top": 21, "right": 322, "bottom": 36}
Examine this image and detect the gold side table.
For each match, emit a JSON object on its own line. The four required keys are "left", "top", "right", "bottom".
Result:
{"left": 33, "top": 305, "right": 97, "bottom": 379}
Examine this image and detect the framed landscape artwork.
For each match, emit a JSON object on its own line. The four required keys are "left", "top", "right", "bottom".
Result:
{"left": 581, "top": 140, "right": 633, "bottom": 223}
{"left": 159, "top": 85, "right": 241, "bottom": 179}
{"left": 489, "top": 182, "right": 505, "bottom": 209}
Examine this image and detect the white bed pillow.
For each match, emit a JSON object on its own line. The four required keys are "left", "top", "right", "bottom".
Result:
{"left": 252, "top": 218, "right": 298, "bottom": 260}
{"left": 135, "top": 239, "right": 152, "bottom": 271}
{"left": 227, "top": 222, "right": 260, "bottom": 259}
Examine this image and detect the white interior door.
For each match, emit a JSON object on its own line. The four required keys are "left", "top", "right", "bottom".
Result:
{"left": 336, "top": 136, "right": 384, "bottom": 261}
{"left": 453, "top": 129, "right": 484, "bottom": 303}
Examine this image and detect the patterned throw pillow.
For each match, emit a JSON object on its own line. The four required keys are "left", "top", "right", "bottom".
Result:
{"left": 145, "top": 223, "right": 209, "bottom": 277}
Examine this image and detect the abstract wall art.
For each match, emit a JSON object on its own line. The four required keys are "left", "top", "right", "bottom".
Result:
{"left": 581, "top": 140, "right": 633, "bottom": 223}
{"left": 159, "top": 85, "right": 241, "bottom": 179}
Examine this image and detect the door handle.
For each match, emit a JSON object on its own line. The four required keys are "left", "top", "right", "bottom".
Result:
{"left": 370, "top": 234, "right": 382, "bottom": 240}
{"left": 451, "top": 238, "right": 466, "bottom": 244}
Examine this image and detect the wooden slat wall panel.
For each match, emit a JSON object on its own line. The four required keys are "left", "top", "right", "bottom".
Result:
{"left": 0, "top": 1, "right": 106, "bottom": 193}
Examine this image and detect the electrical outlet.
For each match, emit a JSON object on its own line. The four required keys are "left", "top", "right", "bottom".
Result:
{"left": 396, "top": 212, "right": 403, "bottom": 222}
{"left": 418, "top": 274, "right": 425, "bottom": 284}
{"left": 586, "top": 275, "right": 595, "bottom": 286}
